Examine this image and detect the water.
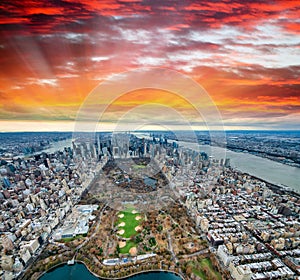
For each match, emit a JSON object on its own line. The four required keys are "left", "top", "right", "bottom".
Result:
{"left": 43, "top": 134, "right": 300, "bottom": 192}
{"left": 128, "top": 271, "right": 182, "bottom": 280}
{"left": 133, "top": 133, "right": 300, "bottom": 192}
{"left": 32, "top": 139, "right": 72, "bottom": 155}
{"left": 144, "top": 176, "right": 157, "bottom": 189}
{"left": 178, "top": 141, "right": 300, "bottom": 192}
{"left": 39, "top": 263, "right": 96, "bottom": 280}
{"left": 39, "top": 263, "right": 182, "bottom": 280}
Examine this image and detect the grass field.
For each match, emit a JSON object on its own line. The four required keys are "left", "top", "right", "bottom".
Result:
{"left": 119, "top": 240, "right": 137, "bottom": 254}
{"left": 191, "top": 258, "right": 221, "bottom": 280}
{"left": 192, "top": 268, "right": 207, "bottom": 280}
{"left": 116, "top": 210, "right": 141, "bottom": 238}
{"left": 60, "top": 235, "right": 84, "bottom": 243}
{"left": 116, "top": 208, "right": 143, "bottom": 254}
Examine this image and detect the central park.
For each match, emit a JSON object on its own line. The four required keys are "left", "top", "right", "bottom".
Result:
{"left": 22, "top": 158, "right": 222, "bottom": 280}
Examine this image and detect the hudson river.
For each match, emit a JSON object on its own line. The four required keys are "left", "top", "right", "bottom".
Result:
{"left": 177, "top": 141, "right": 300, "bottom": 192}
{"left": 39, "top": 263, "right": 182, "bottom": 280}
{"left": 45, "top": 135, "right": 300, "bottom": 192}
{"left": 134, "top": 133, "right": 299, "bottom": 192}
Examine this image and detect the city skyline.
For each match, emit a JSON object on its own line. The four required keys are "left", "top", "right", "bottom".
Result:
{"left": 0, "top": 0, "right": 300, "bottom": 131}
{"left": 1, "top": 131, "right": 299, "bottom": 279}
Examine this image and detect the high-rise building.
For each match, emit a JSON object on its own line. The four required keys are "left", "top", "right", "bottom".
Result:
{"left": 1, "top": 235, "right": 14, "bottom": 251}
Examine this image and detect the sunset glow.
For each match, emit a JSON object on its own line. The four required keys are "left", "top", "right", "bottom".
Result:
{"left": 0, "top": 0, "right": 299, "bottom": 131}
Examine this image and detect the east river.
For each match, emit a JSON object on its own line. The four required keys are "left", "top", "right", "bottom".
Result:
{"left": 39, "top": 263, "right": 183, "bottom": 280}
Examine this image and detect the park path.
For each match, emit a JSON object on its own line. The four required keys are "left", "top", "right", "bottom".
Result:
{"left": 180, "top": 248, "right": 210, "bottom": 259}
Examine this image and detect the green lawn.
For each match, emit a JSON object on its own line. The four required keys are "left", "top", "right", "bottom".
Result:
{"left": 192, "top": 268, "right": 207, "bottom": 280}
{"left": 117, "top": 208, "right": 143, "bottom": 254}
{"left": 200, "top": 258, "right": 222, "bottom": 280}
{"left": 60, "top": 235, "right": 84, "bottom": 243}
{"left": 119, "top": 240, "right": 137, "bottom": 254}
{"left": 116, "top": 210, "right": 142, "bottom": 238}
{"left": 191, "top": 258, "right": 221, "bottom": 280}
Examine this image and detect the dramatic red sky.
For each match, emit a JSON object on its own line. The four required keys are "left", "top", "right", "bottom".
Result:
{"left": 0, "top": 0, "right": 300, "bottom": 131}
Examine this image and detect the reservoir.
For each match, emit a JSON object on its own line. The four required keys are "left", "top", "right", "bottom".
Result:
{"left": 144, "top": 176, "right": 157, "bottom": 190}
{"left": 39, "top": 263, "right": 182, "bottom": 280}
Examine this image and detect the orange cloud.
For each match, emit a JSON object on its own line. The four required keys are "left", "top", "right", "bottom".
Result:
{"left": 0, "top": 0, "right": 299, "bottom": 129}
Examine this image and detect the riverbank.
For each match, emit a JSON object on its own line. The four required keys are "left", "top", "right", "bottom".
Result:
{"left": 242, "top": 172, "right": 300, "bottom": 199}
{"left": 226, "top": 145, "right": 300, "bottom": 168}
{"left": 177, "top": 140, "right": 300, "bottom": 192}
{"left": 133, "top": 132, "right": 300, "bottom": 192}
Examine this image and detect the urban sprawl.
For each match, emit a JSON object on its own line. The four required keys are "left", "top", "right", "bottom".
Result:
{"left": 0, "top": 132, "right": 299, "bottom": 280}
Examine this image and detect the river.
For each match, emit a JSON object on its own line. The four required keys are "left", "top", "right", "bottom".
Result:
{"left": 39, "top": 263, "right": 182, "bottom": 280}
{"left": 133, "top": 133, "right": 300, "bottom": 192}
{"left": 40, "top": 134, "right": 300, "bottom": 192}
{"left": 177, "top": 141, "right": 300, "bottom": 192}
{"left": 31, "top": 139, "right": 72, "bottom": 155}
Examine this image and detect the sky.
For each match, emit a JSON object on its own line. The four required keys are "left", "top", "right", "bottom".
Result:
{"left": 0, "top": 0, "right": 300, "bottom": 131}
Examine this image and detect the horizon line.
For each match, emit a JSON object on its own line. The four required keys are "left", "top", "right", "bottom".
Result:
{"left": 1, "top": 120, "right": 299, "bottom": 132}
{"left": 1, "top": 129, "right": 300, "bottom": 133}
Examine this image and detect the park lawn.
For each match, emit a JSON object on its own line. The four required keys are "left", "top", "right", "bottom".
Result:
{"left": 119, "top": 240, "right": 137, "bottom": 254}
{"left": 117, "top": 210, "right": 142, "bottom": 238}
{"left": 192, "top": 268, "right": 207, "bottom": 280}
{"left": 60, "top": 235, "right": 84, "bottom": 243}
{"left": 189, "top": 258, "right": 221, "bottom": 280}
{"left": 200, "top": 258, "right": 222, "bottom": 280}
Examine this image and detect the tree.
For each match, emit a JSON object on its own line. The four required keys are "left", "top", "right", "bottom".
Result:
{"left": 115, "top": 244, "right": 120, "bottom": 255}
{"left": 185, "top": 265, "right": 193, "bottom": 276}
{"left": 149, "top": 237, "right": 157, "bottom": 247}
{"left": 136, "top": 234, "right": 143, "bottom": 243}
{"left": 157, "top": 224, "right": 163, "bottom": 232}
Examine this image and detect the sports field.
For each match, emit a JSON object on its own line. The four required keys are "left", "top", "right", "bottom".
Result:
{"left": 116, "top": 210, "right": 142, "bottom": 238}
{"left": 116, "top": 208, "right": 143, "bottom": 254}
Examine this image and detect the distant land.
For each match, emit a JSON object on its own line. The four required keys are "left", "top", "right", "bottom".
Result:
{"left": 1, "top": 130, "right": 299, "bottom": 167}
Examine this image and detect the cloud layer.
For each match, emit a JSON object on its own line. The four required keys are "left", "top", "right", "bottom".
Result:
{"left": 0, "top": 0, "right": 300, "bottom": 130}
